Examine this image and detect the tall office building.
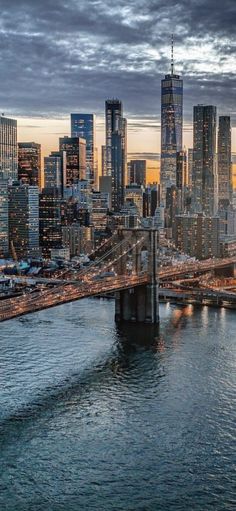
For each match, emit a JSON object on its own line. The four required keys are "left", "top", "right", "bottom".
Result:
{"left": 0, "top": 180, "right": 9, "bottom": 256}
{"left": 111, "top": 121, "right": 127, "bottom": 211}
{"left": 218, "top": 116, "right": 232, "bottom": 208}
{"left": 176, "top": 150, "right": 187, "bottom": 211}
{"left": 8, "top": 184, "right": 39, "bottom": 258}
{"left": 105, "top": 99, "right": 123, "bottom": 177}
{"left": 0, "top": 115, "right": 17, "bottom": 182}
{"left": 18, "top": 142, "right": 41, "bottom": 188}
{"left": 101, "top": 145, "right": 107, "bottom": 176}
{"left": 160, "top": 40, "right": 183, "bottom": 205}
{"left": 128, "top": 160, "right": 146, "bottom": 186}
{"left": 59, "top": 137, "right": 86, "bottom": 190}
{"left": 39, "top": 188, "right": 62, "bottom": 258}
{"left": 105, "top": 100, "right": 127, "bottom": 211}
{"left": 174, "top": 213, "right": 220, "bottom": 259}
{"left": 44, "top": 152, "right": 65, "bottom": 192}
{"left": 192, "top": 105, "right": 217, "bottom": 215}
{"left": 188, "top": 148, "right": 194, "bottom": 189}
{"left": 71, "top": 114, "right": 96, "bottom": 185}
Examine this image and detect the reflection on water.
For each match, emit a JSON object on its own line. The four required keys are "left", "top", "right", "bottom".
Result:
{"left": 0, "top": 299, "right": 235, "bottom": 511}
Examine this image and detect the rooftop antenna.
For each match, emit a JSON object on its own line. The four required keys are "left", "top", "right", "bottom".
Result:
{"left": 171, "top": 34, "right": 174, "bottom": 75}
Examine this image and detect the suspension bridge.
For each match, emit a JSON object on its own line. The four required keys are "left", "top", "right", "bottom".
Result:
{"left": 0, "top": 228, "right": 236, "bottom": 323}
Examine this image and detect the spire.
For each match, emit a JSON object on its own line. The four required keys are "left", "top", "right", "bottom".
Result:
{"left": 171, "top": 34, "right": 174, "bottom": 75}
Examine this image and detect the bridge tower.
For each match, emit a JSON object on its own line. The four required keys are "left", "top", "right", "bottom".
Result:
{"left": 115, "top": 228, "right": 159, "bottom": 324}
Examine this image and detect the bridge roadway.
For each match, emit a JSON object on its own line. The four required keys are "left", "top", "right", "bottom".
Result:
{"left": 0, "top": 274, "right": 149, "bottom": 323}
{"left": 159, "top": 256, "right": 236, "bottom": 280}
{"left": 159, "top": 287, "right": 236, "bottom": 306}
{"left": 9, "top": 256, "right": 236, "bottom": 287}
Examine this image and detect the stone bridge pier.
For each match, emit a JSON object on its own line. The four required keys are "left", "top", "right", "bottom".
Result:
{"left": 115, "top": 228, "right": 159, "bottom": 324}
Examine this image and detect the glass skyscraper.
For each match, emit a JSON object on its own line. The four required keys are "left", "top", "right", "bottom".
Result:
{"left": 71, "top": 114, "right": 96, "bottom": 185}
{"left": 0, "top": 179, "right": 9, "bottom": 256}
{"left": 218, "top": 116, "right": 232, "bottom": 208}
{"left": 192, "top": 105, "right": 217, "bottom": 215}
{"left": 160, "top": 60, "right": 183, "bottom": 206}
{"left": 8, "top": 184, "right": 39, "bottom": 258}
{"left": 105, "top": 99, "right": 127, "bottom": 211}
{"left": 0, "top": 115, "right": 17, "bottom": 182}
{"left": 59, "top": 136, "right": 86, "bottom": 190}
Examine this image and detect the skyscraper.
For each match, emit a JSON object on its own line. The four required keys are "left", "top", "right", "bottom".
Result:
{"left": 218, "top": 116, "right": 232, "bottom": 208}
{"left": 71, "top": 114, "right": 96, "bottom": 185}
{"left": 160, "top": 39, "right": 183, "bottom": 205}
{"left": 192, "top": 105, "right": 217, "bottom": 215}
{"left": 105, "top": 99, "right": 123, "bottom": 177}
{"left": 128, "top": 160, "right": 146, "bottom": 186}
{"left": 188, "top": 148, "right": 194, "bottom": 190}
{"left": 44, "top": 152, "right": 65, "bottom": 192}
{"left": 0, "top": 115, "right": 17, "bottom": 182}
{"left": 39, "top": 188, "right": 62, "bottom": 258}
{"left": 0, "top": 179, "right": 9, "bottom": 256}
{"left": 18, "top": 142, "right": 41, "bottom": 188}
{"left": 8, "top": 184, "right": 39, "bottom": 258}
{"left": 59, "top": 136, "right": 86, "bottom": 190}
{"left": 105, "top": 99, "right": 127, "bottom": 211}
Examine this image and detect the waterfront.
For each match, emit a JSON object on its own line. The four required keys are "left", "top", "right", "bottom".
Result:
{"left": 0, "top": 300, "right": 235, "bottom": 510}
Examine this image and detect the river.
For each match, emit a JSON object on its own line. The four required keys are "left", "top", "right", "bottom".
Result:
{"left": 0, "top": 299, "right": 235, "bottom": 510}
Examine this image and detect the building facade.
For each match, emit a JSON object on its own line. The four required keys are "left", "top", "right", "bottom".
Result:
{"left": 18, "top": 142, "right": 41, "bottom": 188}
{"left": 128, "top": 160, "right": 146, "bottom": 186}
{"left": 160, "top": 67, "right": 183, "bottom": 205}
{"left": 44, "top": 153, "right": 64, "bottom": 192}
{"left": 0, "top": 116, "right": 17, "bottom": 182}
{"left": 71, "top": 114, "right": 96, "bottom": 185}
{"left": 39, "top": 188, "right": 62, "bottom": 258}
{"left": 59, "top": 137, "right": 86, "bottom": 191}
{"left": 0, "top": 179, "right": 9, "bottom": 256}
{"left": 174, "top": 213, "right": 220, "bottom": 259}
{"left": 8, "top": 184, "right": 39, "bottom": 258}
{"left": 192, "top": 105, "right": 217, "bottom": 215}
{"left": 218, "top": 116, "right": 232, "bottom": 208}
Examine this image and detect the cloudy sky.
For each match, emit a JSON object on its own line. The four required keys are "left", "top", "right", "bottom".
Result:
{"left": 0, "top": 0, "right": 235, "bottom": 157}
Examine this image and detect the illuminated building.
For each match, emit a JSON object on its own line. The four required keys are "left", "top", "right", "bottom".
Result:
{"left": 174, "top": 213, "right": 220, "bottom": 259}
{"left": 160, "top": 40, "right": 183, "bottom": 205}
{"left": 176, "top": 150, "right": 187, "bottom": 211}
{"left": 90, "top": 191, "right": 109, "bottom": 237}
{"left": 105, "top": 99, "right": 127, "bottom": 211}
{"left": 0, "top": 115, "right": 17, "bottom": 182}
{"left": 8, "top": 184, "right": 39, "bottom": 258}
{"left": 59, "top": 136, "right": 86, "bottom": 190}
{"left": 188, "top": 148, "right": 194, "bottom": 190}
{"left": 128, "top": 160, "right": 146, "bottom": 186}
{"left": 105, "top": 99, "right": 123, "bottom": 177}
{"left": 125, "top": 184, "right": 144, "bottom": 217}
{"left": 62, "top": 224, "right": 94, "bottom": 256}
{"left": 101, "top": 145, "right": 107, "bottom": 176}
{"left": 218, "top": 116, "right": 232, "bottom": 208}
{"left": 192, "top": 105, "right": 217, "bottom": 215}
{"left": 71, "top": 114, "right": 96, "bottom": 185}
{"left": 39, "top": 188, "right": 62, "bottom": 258}
{"left": 18, "top": 142, "right": 41, "bottom": 188}
{"left": 44, "top": 152, "right": 65, "bottom": 192}
{"left": 0, "top": 179, "right": 9, "bottom": 256}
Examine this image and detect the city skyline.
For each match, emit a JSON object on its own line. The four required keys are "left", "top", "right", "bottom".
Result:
{"left": 0, "top": 0, "right": 235, "bottom": 166}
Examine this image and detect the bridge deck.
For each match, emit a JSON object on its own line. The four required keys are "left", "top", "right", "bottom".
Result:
{"left": 0, "top": 274, "right": 149, "bottom": 323}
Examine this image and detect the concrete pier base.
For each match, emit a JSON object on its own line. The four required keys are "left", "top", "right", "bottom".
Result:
{"left": 115, "top": 284, "right": 159, "bottom": 324}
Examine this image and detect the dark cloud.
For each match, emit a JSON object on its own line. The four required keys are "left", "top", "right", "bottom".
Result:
{"left": 0, "top": 0, "right": 235, "bottom": 125}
